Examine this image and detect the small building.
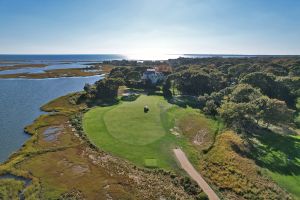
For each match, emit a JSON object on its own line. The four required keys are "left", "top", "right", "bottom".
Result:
{"left": 141, "top": 68, "right": 165, "bottom": 84}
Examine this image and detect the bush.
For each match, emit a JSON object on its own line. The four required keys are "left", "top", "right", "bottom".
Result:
{"left": 121, "top": 94, "right": 140, "bottom": 101}
{"left": 180, "top": 177, "right": 201, "bottom": 196}
{"left": 196, "top": 192, "right": 209, "bottom": 200}
{"left": 70, "top": 113, "right": 84, "bottom": 136}
{"left": 162, "top": 88, "right": 172, "bottom": 99}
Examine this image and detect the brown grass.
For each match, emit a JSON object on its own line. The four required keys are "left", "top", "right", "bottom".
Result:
{"left": 199, "top": 131, "right": 291, "bottom": 200}
{"left": 0, "top": 64, "right": 47, "bottom": 71}
{"left": 0, "top": 68, "right": 102, "bottom": 79}
{"left": 178, "top": 113, "right": 215, "bottom": 152}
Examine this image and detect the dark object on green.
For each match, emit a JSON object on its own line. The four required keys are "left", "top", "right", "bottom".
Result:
{"left": 144, "top": 105, "right": 149, "bottom": 113}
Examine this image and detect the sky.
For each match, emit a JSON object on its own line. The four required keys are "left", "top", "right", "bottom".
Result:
{"left": 0, "top": 0, "right": 300, "bottom": 55}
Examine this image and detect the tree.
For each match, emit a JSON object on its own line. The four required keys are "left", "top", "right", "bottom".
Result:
{"left": 253, "top": 96, "right": 294, "bottom": 127}
{"left": 240, "top": 72, "right": 292, "bottom": 105}
{"left": 203, "top": 100, "right": 218, "bottom": 115}
{"left": 218, "top": 102, "right": 257, "bottom": 132}
{"left": 125, "top": 71, "right": 141, "bottom": 82}
{"left": 162, "top": 76, "right": 172, "bottom": 98}
{"left": 230, "top": 84, "right": 262, "bottom": 103}
{"left": 198, "top": 94, "right": 209, "bottom": 109}
{"left": 109, "top": 67, "right": 130, "bottom": 79}
{"left": 175, "top": 69, "right": 213, "bottom": 96}
{"left": 228, "top": 63, "right": 250, "bottom": 79}
{"left": 83, "top": 83, "right": 95, "bottom": 99}
{"left": 240, "top": 72, "right": 276, "bottom": 96}
{"left": 95, "top": 78, "right": 124, "bottom": 100}
{"left": 264, "top": 63, "right": 288, "bottom": 76}
{"left": 289, "top": 64, "right": 300, "bottom": 76}
{"left": 219, "top": 94, "right": 294, "bottom": 132}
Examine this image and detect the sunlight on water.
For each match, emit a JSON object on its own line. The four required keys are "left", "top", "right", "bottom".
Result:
{"left": 125, "top": 53, "right": 183, "bottom": 61}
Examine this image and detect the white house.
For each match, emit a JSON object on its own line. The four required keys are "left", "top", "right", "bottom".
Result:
{"left": 141, "top": 68, "right": 165, "bottom": 84}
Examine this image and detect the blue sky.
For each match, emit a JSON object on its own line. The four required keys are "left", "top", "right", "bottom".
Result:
{"left": 0, "top": 0, "right": 300, "bottom": 54}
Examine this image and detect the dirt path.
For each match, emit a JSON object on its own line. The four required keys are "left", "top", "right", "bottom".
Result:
{"left": 173, "top": 148, "right": 220, "bottom": 200}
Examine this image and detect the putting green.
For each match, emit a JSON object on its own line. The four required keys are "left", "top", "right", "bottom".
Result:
{"left": 104, "top": 95, "right": 168, "bottom": 145}
{"left": 83, "top": 95, "right": 218, "bottom": 169}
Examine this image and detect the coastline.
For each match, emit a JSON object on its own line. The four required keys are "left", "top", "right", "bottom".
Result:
{"left": 0, "top": 64, "right": 113, "bottom": 79}
{"left": 0, "top": 92, "right": 198, "bottom": 199}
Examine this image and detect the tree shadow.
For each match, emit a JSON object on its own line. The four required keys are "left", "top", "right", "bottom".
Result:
{"left": 85, "top": 98, "right": 120, "bottom": 107}
{"left": 233, "top": 127, "right": 300, "bottom": 175}
{"left": 167, "top": 95, "right": 199, "bottom": 108}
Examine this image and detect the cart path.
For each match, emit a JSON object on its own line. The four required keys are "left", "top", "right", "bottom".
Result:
{"left": 173, "top": 148, "right": 220, "bottom": 200}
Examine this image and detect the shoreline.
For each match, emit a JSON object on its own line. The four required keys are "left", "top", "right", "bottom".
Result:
{"left": 0, "top": 64, "right": 113, "bottom": 79}
{"left": 0, "top": 92, "right": 199, "bottom": 199}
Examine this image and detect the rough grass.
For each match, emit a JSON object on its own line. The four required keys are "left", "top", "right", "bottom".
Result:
{"left": 83, "top": 95, "right": 218, "bottom": 170}
{"left": 200, "top": 131, "right": 291, "bottom": 200}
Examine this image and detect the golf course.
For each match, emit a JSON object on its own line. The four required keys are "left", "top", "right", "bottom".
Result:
{"left": 83, "top": 95, "right": 219, "bottom": 170}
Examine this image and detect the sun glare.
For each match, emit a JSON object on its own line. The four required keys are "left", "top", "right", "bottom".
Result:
{"left": 125, "top": 53, "right": 181, "bottom": 61}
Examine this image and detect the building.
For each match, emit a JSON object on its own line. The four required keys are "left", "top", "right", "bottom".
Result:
{"left": 154, "top": 64, "right": 172, "bottom": 74}
{"left": 141, "top": 68, "right": 165, "bottom": 84}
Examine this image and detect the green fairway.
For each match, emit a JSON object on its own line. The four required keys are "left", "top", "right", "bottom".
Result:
{"left": 83, "top": 95, "right": 217, "bottom": 170}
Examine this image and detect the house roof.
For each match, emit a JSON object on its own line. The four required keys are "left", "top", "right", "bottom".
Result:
{"left": 146, "top": 68, "right": 156, "bottom": 72}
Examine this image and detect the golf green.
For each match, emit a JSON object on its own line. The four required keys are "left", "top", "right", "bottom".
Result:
{"left": 83, "top": 95, "right": 217, "bottom": 169}
{"left": 104, "top": 95, "right": 168, "bottom": 145}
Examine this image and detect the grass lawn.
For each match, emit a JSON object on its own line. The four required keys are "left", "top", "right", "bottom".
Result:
{"left": 266, "top": 135, "right": 300, "bottom": 200}
{"left": 251, "top": 131, "right": 300, "bottom": 200}
{"left": 83, "top": 95, "right": 218, "bottom": 170}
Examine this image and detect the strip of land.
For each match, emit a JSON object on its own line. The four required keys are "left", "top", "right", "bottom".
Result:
{"left": 0, "top": 68, "right": 102, "bottom": 79}
{"left": 0, "top": 63, "right": 47, "bottom": 71}
{"left": 174, "top": 148, "right": 220, "bottom": 200}
{"left": 0, "top": 64, "right": 113, "bottom": 79}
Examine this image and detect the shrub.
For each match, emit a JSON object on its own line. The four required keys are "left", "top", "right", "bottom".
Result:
{"left": 121, "top": 94, "right": 140, "bottom": 101}
{"left": 180, "top": 177, "right": 201, "bottom": 196}
{"left": 196, "top": 192, "right": 209, "bottom": 200}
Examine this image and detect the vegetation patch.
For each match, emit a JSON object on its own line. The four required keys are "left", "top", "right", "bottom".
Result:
{"left": 0, "top": 178, "right": 25, "bottom": 199}
{"left": 295, "top": 97, "right": 300, "bottom": 128}
{"left": 200, "top": 131, "right": 291, "bottom": 200}
{"left": 0, "top": 67, "right": 103, "bottom": 79}
{"left": 0, "top": 63, "right": 47, "bottom": 71}
{"left": 120, "top": 93, "right": 140, "bottom": 101}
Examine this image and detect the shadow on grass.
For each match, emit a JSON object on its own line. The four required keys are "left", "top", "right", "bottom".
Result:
{"left": 167, "top": 95, "right": 199, "bottom": 109}
{"left": 86, "top": 98, "right": 120, "bottom": 107}
{"left": 233, "top": 126, "right": 300, "bottom": 176}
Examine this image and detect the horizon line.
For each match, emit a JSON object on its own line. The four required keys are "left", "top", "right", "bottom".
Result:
{"left": 0, "top": 53, "right": 300, "bottom": 56}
